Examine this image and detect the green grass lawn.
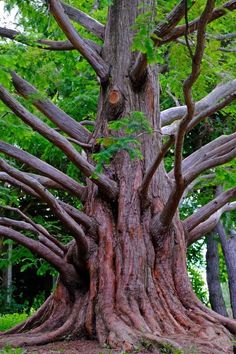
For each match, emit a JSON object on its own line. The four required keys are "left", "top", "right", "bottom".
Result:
{"left": 0, "top": 313, "right": 28, "bottom": 332}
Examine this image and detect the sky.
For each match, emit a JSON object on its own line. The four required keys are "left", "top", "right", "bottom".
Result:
{"left": 0, "top": 1, "right": 17, "bottom": 29}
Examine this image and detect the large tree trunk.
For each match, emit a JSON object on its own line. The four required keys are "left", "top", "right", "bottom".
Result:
{"left": 1, "top": 0, "right": 236, "bottom": 353}
{"left": 206, "top": 231, "right": 228, "bottom": 317}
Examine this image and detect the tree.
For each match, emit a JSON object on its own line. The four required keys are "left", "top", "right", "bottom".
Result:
{"left": 0, "top": 0, "right": 236, "bottom": 352}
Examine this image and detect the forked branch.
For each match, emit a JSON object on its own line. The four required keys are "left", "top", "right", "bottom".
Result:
{"left": 0, "top": 172, "right": 96, "bottom": 234}
{"left": 161, "top": 79, "right": 236, "bottom": 127}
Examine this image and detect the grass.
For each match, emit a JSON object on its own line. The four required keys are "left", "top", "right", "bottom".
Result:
{"left": 0, "top": 313, "right": 28, "bottom": 332}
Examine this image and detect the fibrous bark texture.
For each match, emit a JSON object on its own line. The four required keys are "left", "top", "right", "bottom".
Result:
{"left": 1, "top": 0, "right": 236, "bottom": 353}
{"left": 206, "top": 231, "right": 228, "bottom": 317}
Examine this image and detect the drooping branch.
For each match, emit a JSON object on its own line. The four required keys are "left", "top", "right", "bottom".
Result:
{"left": 130, "top": 0, "right": 186, "bottom": 83}
{"left": 0, "top": 217, "right": 64, "bottom": 257}
{"left": 0, "top": 226, "right": 71, "bottom": 275}
{"left": 154, "top": 0, "right": 215, "bottom": 230}
{"left": 160, "top": 79, "right": 236, "bottom": 127}
{"left": 11, "top": 71, "right": 91, "bottom": 144}
{"left": 0, "top": 172, "right": 96, "bottom": 234}
{"left": 61, "top": 1, "right": 104, "bottom": 39}
{"left": 0, "top": 27, "right": 101, "bottom": 52}
{"left": 184, "top": 187, "right": 236, "bottom": 235}
{"left": 0, "top": 204, "right": 66, "bottom": 253}
{"left": 162, "top": 0, "right": 236, "bottom": 44}
{"left": 0, "top": 158, "right": 90, "bottom": 257}
{"left": 49, "top": 0, "right": 109, "bottom": 81}
{"left": 0, "top": 85, "right": 118, "bottom": 200}
{"left": 0, "top": 140, "right": 87, "bottom": 201}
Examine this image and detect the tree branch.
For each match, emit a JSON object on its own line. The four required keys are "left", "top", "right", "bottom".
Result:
{"left": 187, "top": 201, "right": 236, "bottom": 245}
{"left": 155, "top": 0, "right": 215, "bottom": 230}
{"left": 0, "top": 204, "right": 66, "bottom": 253}
{"left": 174, "top": 0, "right": 215, "bottom": 188}
{"left": 0, "top": 172, "right": 96, "bottom": 235}
{"left": 162, "top": 0, "right": 236, "bottom": 44}
{"left": 184, "top": 134, "right": 236, "bottom": 184}
{"left": 11, "top": 71, "right": 91, "bottom": 144}
{"left": 49, "top": 0, "right": 109, "bottom": 81}
{"left": 0, "top": 158, "right": 90, "bottom": 257}
{"left": 184, "top": 187, "right": 236, "bottom": 235}
{"left": 0, "top": 226, "right": 70, "bottom": 275}
{"left": 0, "top": 217, "right": 64, "bottom": 257}
{"left": 139, "top": 136, "right": 174, "bottom": 197}
{"left": 0, "top": 27, "right": 101, "bottom": 52}
{"left": 130, "top": 0, "right": 186, "bottom": 83}
{"left": 0, "top": 85, "right": 118, "bottom": 200}
{"left": 0, "top": 140, "right": 87, "bottom": 201}
{"left": 61, "top": 1, "right": 104, "bottom": 39}
{"left": 160, "top": 79, "right": 236, "bottom": 127}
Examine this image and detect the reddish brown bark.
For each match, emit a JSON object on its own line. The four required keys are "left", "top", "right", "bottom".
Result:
{"left": 1, "top": 0, "right": 236, "bottom": 353}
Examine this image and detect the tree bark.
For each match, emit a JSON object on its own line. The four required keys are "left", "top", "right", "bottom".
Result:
{"left": 216, "top": 222, "right": 236, "bottom": 319}
{"left": 1, "top": 0, "right": 236, "bottom": 353}
{"left": 206, "top": 231, "right": 228, "bottom": 317}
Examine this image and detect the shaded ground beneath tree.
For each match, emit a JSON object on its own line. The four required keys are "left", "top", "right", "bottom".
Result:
{"left": 23, "top": 339, "right": 156, "bottom": 354}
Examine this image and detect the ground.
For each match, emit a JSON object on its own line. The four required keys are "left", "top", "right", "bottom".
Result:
{"left": 6, "top": 340, "right": 158, "bottom": 354}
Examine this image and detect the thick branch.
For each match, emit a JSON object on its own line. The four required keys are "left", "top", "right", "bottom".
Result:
{"left": 184, "top": 135, "right": 236, "bottom": 184}
{"left": 49, "top": 0, "right": 109, "bottom": 81}
{"left": 0, "top": 158, "right": 90, "bottom": 256}
{"left": 187, "top": 201, "right": 236, "bottom": 245}
{"left": 161, "top": 79, "right": 236, "bottom": 127}
{"left": 11, "top": 71, "right": 91, "bottom": 143}
{"left": 162, "top": 0, "right": 236, "bottom": 44}
{"left": 0, "top": 140, "right": 87, "bottom": 201}
{"left": 0, "top": 85, "right": 118, "bottom": 200}
{"left": 162, "top": 92, "right": 236, "bottom": 137}
{"left": 61, "top": 1, "right": 104, "bottom": 39}
{"left": 184, "top": 187, "right": 236, "bottom": 234}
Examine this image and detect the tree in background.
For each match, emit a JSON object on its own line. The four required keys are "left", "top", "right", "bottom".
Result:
{"left": 0, "top": 0, "right": 236, "bottom": 353}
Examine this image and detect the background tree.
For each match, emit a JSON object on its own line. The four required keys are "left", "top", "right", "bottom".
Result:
{"left": 0, "top": 0, "right": 236, "bottom": 353}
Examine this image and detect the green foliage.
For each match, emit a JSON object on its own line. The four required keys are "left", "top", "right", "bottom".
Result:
{"left": 92, "top": 112, "right": 152, "bottom": 174}
{"left": 0, "top": 313, "right": 28, "bottom": 332}
{"left": 132, "top": 4, "right": 159, "bottom": 63}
